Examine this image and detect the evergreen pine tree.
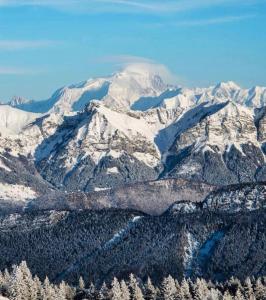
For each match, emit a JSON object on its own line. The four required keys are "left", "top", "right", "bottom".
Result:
{"left": 99, "top": 282, "right": 110, "bottom": 300}
{"left": 243, "top": 277, "right": 255, "bottom": 300}
{"left": 55, "top": 281, "right": 68, "bottom": 300}
{"left": 8, "top": 265, "right": 23, "bottom": 300}
{"left": 78, "top": 276, "right": 85, "bottom": 289}
{"left": 174, "top": 280, "right": 183, "bottom": 300}
{"left": 87, "top": 282, "right": 97, "bottom": 300}
{"left": 129, "top": 274, "right": 144, "bottom": 300}
{"left": 8, "top": 263, "right": 35, "bottom": 300}
{"left": 193, "top": 278, "right": 209, "bottom": 300}
{"left": 207, "top": 288, "right": 221, "bottom": 300}
{"left": 223, "top": 290, "right": 233, "bottom": 300}
{"left": 19, "top": 261, "right": 37, "bottom": 300}
{"left": 254, "top": 278, "right": 266, "bottom": 300}
{"left": 234, "top": 288, "right": 244, "bottom": 300}
{"left": 228, "top": 277, "right": 241, "bottom": 296}
{"left": 180, "top": 278, "right": 191, "bottom": 300}
{"left": 42, "top": 277, "right": 57, "bottom": 300}
{"left": 3, "top": 269, "right": 10, "bottom": 284}
{"left": 144, "top": 277, "right": 157, "bottom": 300}
{"left": 111, "top": 277, "right": 122, "bottom": 300}
{"left": 161, "top": 275, "right": 177, "bottom": 300}
{"left": 33, "top": 275, "right": 42, "bottom": 300}
{"left": 120, "top": 280, "right": 130, "bottom": 300}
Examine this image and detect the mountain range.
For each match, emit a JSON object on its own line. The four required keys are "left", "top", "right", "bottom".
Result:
{"left": 0, "top": 63, "right": 265, "bottom": 209}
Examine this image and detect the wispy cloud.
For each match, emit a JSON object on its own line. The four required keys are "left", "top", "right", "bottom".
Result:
{"left": 0, "top": 66, "right": 37, "bottom": 75}
{"left": 93, "top": 54, "right": 184, "bottom": 84}
{"left": 172, "top": 14, "right": 256, "bottom": 27}
{"left": 0, "top": 0, "right": 264, "bottom": 14}
{"left": 98, "top": 55, "right": 155, "bottom": 65}
{"left": 0, "top": 40, "right": 59, "bottom": 50}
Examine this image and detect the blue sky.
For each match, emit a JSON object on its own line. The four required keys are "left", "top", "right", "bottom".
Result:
{"left": 0, "top": 0, "right": 265, "bottom": 101}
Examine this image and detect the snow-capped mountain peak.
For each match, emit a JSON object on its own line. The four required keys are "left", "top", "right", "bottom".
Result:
{"left": 214, "top": 81, "right": 241, "bottom": 91}
{"left": 9, "top": 95, "right": 32, "bottom": 107}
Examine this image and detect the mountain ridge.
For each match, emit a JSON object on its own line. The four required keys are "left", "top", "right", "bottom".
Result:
{"left": 0, "top": 64, "right": 265, "bottom": 206}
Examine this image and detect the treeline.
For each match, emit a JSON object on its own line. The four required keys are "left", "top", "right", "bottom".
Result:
{"left": 0, "top": 261, "right": 266, "bottom": 300}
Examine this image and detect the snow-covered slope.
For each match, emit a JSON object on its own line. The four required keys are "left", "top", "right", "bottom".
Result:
{"left": 1, "top": 64, "right": 266, "bottom": 193}
{"left": 0, "top": 105, "right": 40, "bottom": 136}
{"left": 35, "top": 101, "right": 177, "bottom": 191}
{"left": 163, "top": 101, "right": 266, "bottom": 185}
{"left": 10, "top": 64, "right": 168, "bottom": 114}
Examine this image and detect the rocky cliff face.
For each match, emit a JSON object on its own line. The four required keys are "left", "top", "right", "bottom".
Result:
{"left": 163, "top": 101, "right": 266, "bottom": 185}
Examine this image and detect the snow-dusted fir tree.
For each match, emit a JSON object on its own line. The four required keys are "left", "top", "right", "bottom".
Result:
{"left": 120, "top": 280, "right": 130, "bottom": 300}
{"left": 99, "top": 282, "right": 110, "bottom": 300}
{"left": 254, "top": 278, "right": 266, "bottom": 300}
{"left": 222, "top": 290, "right": 233, "bottom": 300}
{"left": 33, "top": 275, "right": 42, "bottom": 300}
{"left": 129, "top": 274, "right": 144, "bottom": 300}
{"left": 78, "top": 276, "right": 85, "bottom": 289}
{"left": 87, "top": 282, "right": 97, "bottom": 299}
{"left": 180, "top": 278, "right": 191, "bottom": 300}
{"left": 8, "top": 265, "right": 24, "bottom": 300}
{"left": 111, "top": 277, "right": 122, "bottom": 300}
{"left": 243, "top": 277, "right": 255, "bottom": 300}
{"left": 20, "top": 261, "right": 37, "bottom": 300}
{"left": 55, "top": 281, "right": 68, "bottom": 300}
{"left": 8, "top": 261, "right": 36, "bottom": 300}
{"left": 161, "top": 275, "right": 177, "bottom": 300}
{"left": 144, "top": 277, "right": 157, "bottom": 300}
{"left": 234, "top": 288, "right": 245, "bottom": 300}
{"left": 207, "top": 288, "right": 221, "bottom": 300}
{"left": 42, "top": 277, "right": 57, "bottom": 300}
{"left": 193, "top": 278, "right": 209, "bottom": 300}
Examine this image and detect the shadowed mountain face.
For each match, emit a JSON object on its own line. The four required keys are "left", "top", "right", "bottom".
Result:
{"left": 0, "top": 182, "right": 265, "bottom": 285}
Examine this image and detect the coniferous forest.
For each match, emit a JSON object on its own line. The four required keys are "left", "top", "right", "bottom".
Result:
{"left": 1, "top": 261, "right": 266, "bottom": 300}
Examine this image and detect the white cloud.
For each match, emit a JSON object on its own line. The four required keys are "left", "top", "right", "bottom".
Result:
{"left": 94, "top": 54, "right": 183, "bottom": 84}
{"left": 172, "top": 14, "right": 256, "bottom": 26}
{"left": 0, "top": 40, "right": 59, "bottom": 50}
{"left": 0, "top": 0, "right": 263, "bottom": 14}
{"left": 0, "top": 66, "right": 41, "bottom": 75}
{"left": 98, "top": 55, "right": 154, "bottom": 64}
{"left": 0, "top": 67, "right": 28, "bottom": 75}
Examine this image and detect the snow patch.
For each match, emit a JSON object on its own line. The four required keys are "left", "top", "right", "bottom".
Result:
{"left": 94, "top": 187, "right": 111, "bottom": 192}
{"left": 103, "top": 216, "right": 143, "bottom": 248}
{"left": 0, "top": 183, "right": 37, "bottom": 202}
{"left": 132, "top": 152, "right": 159, "bottom": 168}
{"left": 106, "top": 167, "right": 119, "bottom": 174}
{"left": 183, "top": 232, "right": 200, "bottom": 277}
